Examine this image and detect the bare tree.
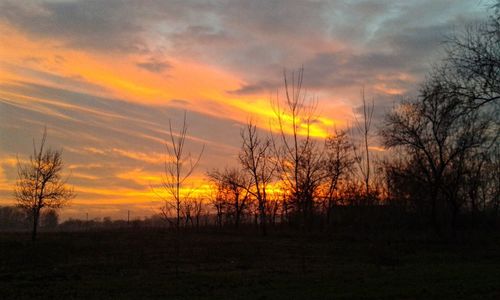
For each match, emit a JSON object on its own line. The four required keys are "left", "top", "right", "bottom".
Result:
{"left": 14, "top": 129, "right": 75, "bottom": 241}
{"left": 239, "top": 121, "right": 274, "bottom": 235}
{"left": 207, "top": 168, "right": 251, "bottom": 228}
{"left": 381, "top": 80, "right": 494, "bottom": 234}
{"left": 443, "top": 4, "right": 499, "bottom": 110}
{"left": 159, "top": 203, "right": 176, "bottom": 228}
{"left": 379, "top": 4, "right": 499, "bottom": 234}
{"left": 158, "top": 112, "right": 204, "bottom": 231}
{"left": 179, "top": 198, "right": 205, "bottom": 228}
{"left": 154, "top": 112, "right": 204, "bottom": 277}
{"left": 266, "top": 189, "right": 282, "bottom": 227}
{"left": 192, "top": 198, "right": 204, "bottom": 228}
{"left": 207, "top": 177, "right": 228, "bottom": 229}
{"left": 181, "top": 199, "right": 194, "bottom": 227}
{"left": 271, "top": 68, "right": 324, "bottom": 229}
{"left": 352, "top": 89, "right": 375, "bottom": 197}
{"left": 322, "top": 129, "right": 354, "bottom": 225}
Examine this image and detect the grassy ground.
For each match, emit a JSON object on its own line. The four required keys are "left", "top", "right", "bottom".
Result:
{"left": 0, "top": 228, "right": 499, "bottom": 299}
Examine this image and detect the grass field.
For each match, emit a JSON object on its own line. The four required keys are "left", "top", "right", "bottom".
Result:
{"left": 1, "top": 228, "right": 499, "bottom": 299}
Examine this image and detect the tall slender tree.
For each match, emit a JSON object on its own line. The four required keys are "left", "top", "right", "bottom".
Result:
{"left": 353, "top": 89, "right": 375, "bottom": 197}
{"left": 159, "top": 112, "right": 204, "bottom": 230}
{"left": 272, "top": 68, "right": 324, "bottom": 229}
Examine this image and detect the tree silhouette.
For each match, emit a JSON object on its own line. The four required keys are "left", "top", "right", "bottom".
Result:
{"left": 380, "top": 5, "right": 500, "bottom": 234}
{"left": 158, "top": 112, "right": 204, "bottom": 231}
{"left": 443, "top": 4, "right": 499, "bottom": 110}
{"left": 207, "top": 168, "right": 251, "bottom": 228}
{"left": 381, "top": 80, "right": 495, "bottom": 234}
{"left": 322, "top": 128, "right": 354, "bottom": 226}
{"left": 239, "top": 121, "right": 275, "bottom": 235}
{"left": 155, "top": 112, "right": 204, "bottom": 277}
{"left": 271, "top": 68, "right": 324, "bottom": 230}
{"left": 14, "top": 129, "right": 74, "bottom": 241}
{"left": 352, "top": 89, "right": 375, "bottom": 198}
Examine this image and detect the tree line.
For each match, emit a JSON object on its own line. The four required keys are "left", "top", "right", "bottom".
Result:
{"left": 160, "top": 5, "right": 500, "bottom": 236}
{"left": 11, "top": 5, "right": 499, "bottom": 239}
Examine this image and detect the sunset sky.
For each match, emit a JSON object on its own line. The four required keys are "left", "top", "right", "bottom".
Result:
{"left": 0, "top": 0, "right": 493, "bottom": 220}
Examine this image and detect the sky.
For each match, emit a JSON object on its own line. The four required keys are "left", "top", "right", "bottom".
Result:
{"left": 0, "top": 0, "right": 493, "bottom": 220}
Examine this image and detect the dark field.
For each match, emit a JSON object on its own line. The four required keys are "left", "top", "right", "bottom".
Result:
{"left": 1, "top": 229, "right": 499, "bottom": 299}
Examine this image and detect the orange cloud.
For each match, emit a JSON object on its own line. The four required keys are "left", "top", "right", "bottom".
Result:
{"left": 1, "top": 24, "right": 344, "bottom": 138}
